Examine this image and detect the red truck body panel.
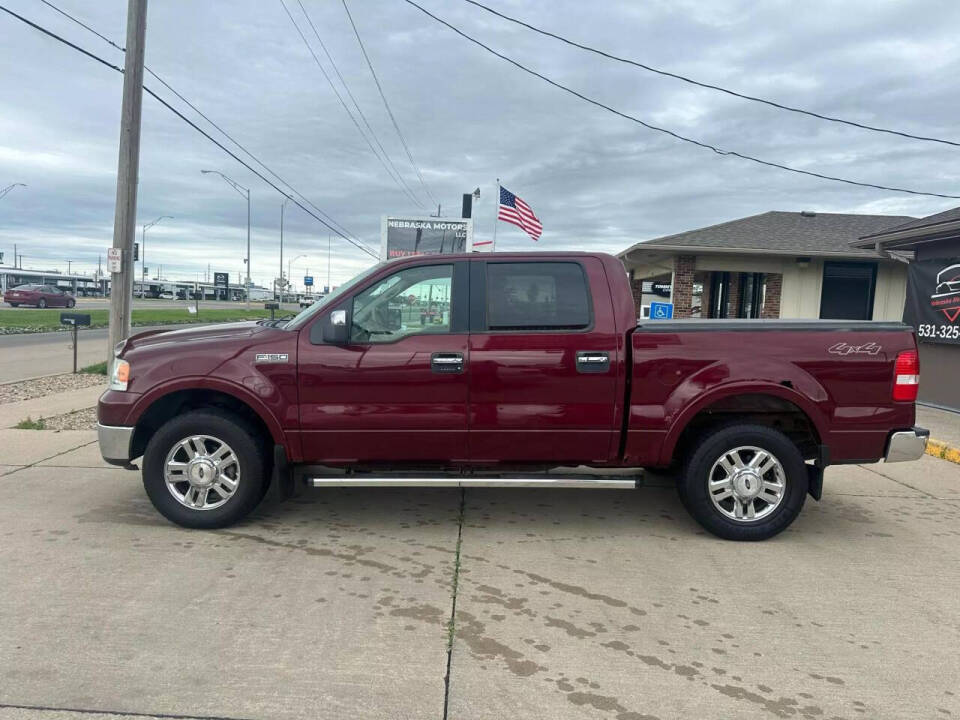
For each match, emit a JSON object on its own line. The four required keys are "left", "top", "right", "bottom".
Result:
{"left": 101, "top": 251, "right": 920, "bottom": 471}
{"left": 624, "top": 323, "right": 916, "bottom": 467}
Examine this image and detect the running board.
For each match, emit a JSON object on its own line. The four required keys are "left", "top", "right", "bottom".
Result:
{"left": 306, "top": 473, "right": 641, "bottom": 489}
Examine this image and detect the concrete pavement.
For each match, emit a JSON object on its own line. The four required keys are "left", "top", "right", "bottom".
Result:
{"left": 0, "top": 433, "right": 958, "bottom": 719}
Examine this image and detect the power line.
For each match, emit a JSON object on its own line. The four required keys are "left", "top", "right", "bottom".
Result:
{"left": 294, "top": 0, "right": 427, "bottom": 210}
{"left": 461, "top": 0, "right": 960, "bottom": 150}
{"left": 341, "top": 0, "right": 439, "bottom": 206}
{"left": 0, "top": 3, "right": 380, "bottom": 258}
{"left": 278, "top": 0, "right": 426, "bottom": 210}
{"left": 38, "top": 0, "right": 370, "bottom": 250}
{"left": 402, "top": 0, "right": 960, "bottom": 200}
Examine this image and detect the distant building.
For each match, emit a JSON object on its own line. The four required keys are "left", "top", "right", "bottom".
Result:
{"left": 618, "top": 210, "right": 913, "bottom": 321}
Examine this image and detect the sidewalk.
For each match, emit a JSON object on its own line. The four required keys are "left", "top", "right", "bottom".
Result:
{"left": 917, "top": 404, "right": 960, "bottom": 463}
{"left": 0, "top": 384, "right": 104, "bottom": 428}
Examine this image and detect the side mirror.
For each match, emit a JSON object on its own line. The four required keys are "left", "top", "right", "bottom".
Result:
{"left": 321, "top": 308, "right": 350, "bottom": 344}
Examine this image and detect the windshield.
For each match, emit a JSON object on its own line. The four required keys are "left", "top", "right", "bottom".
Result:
{"left": 283, "top": 262, "right": 385, "bottom": 330}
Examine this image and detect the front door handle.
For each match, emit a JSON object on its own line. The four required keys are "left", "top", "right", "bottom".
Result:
{"left": 576, "top": 351, "right": 610, "bottom": 373}
{"left": 431, "top": 352, "right": 464, "bottom": 374}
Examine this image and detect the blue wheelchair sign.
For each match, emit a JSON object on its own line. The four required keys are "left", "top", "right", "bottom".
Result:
{"left": 649, "top": 301, "right": 673, "bottom": 320}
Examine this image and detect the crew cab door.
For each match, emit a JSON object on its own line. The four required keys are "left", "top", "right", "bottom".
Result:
{"left": 466, "top": 258, "right": 620, "bottom": 463}
{"left": 296, "top": 260, "right": 469, "bottom": 463}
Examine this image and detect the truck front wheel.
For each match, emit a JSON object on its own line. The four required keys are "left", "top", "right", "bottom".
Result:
{"left": 142, "top": 410, "right": 267, "bottom": 529}
{"left": 679, "top": 424, "right": 808, "bottom": 541}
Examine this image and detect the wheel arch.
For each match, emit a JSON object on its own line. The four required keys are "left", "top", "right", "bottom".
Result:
{"left": 128, "top": 380, "right": 283, "bottom": 461}
{"left": 661, "top": 383, "right": 827, "bottom": 467}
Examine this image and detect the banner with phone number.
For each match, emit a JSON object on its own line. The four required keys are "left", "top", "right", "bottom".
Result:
{"left": 904, "top": 258, "right": 960, "bottom": 345}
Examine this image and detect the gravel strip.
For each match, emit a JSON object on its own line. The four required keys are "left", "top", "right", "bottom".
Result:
{"left": 42, "top": 406, "right": 98, "bottom": 431}
{"left": 0, "top": 372, "right": 105, "bottom": 405}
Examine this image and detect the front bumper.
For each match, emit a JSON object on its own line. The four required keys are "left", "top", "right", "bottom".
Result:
{"left": 884, "top": 426, "right": 929, "bottom": 463}
{"left": 97, "top": 423, "right": 135, "bottom": 466}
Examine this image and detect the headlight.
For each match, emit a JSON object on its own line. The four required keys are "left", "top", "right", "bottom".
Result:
{"left": 110, "top": 359, "right": 130, "bottom": 391}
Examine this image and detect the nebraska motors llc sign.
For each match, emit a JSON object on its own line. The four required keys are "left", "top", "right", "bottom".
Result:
{"left": 905, "top": 259, "right": 960, "bottom": 344}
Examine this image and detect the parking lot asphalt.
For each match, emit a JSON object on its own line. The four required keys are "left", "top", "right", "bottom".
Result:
{"left": 1, "top": 434, "right": 958, "bottom": 720}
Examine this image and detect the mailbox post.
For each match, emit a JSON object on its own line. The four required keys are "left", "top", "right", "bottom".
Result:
{"left": 60, "top": 312, "right": 91, "bottom": 374}
{"left": 264, "top": 301, "right": 279, "bottom": 322}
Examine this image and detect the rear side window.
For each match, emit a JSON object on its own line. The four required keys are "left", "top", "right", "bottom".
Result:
{"left": 486, "top": 262, "right": 591, "bottom": 331}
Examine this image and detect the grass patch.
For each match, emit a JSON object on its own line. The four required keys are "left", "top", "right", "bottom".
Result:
{"left": 80, "top": 361, "right": 108, "bottom": 375}
{"left": 0, "top": 307, "right": 274, "bottom": 333}
{"left": 14, "top": 416, "right": 46, "bottom": 430}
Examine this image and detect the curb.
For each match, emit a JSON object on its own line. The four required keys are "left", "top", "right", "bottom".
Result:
{"left": 926, "top": 439, "right": 960, "bottom": 465}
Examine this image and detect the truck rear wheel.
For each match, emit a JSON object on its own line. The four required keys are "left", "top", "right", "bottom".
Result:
{"left": 142, "top": 410, "right": 267, "bottom": 529}
{"left": 679, "top": 424, "right": 807, "bottom": 541}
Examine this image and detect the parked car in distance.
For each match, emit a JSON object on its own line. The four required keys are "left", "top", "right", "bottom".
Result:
{"left": 299, "top": 295, "right": 316, "bottom": 308}
{"left": 4, "top": 284, "right": 76, "bottom": 308}
{"left": 98, "top": 252, "right": 928, "bottom": 540}
{"left": 158, "top": 292, "right": 174, "bottom": 300}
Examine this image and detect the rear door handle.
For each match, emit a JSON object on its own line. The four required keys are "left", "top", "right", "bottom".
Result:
{"left": 576, "top": 351, "right": 610, "bottom": 373}
{"left": 431, "top": 352, "right": 464, "bottom": 374}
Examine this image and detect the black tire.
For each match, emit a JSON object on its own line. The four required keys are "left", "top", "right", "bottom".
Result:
{"left": 142, "top": 409, "right": 268, "bottom": 529}
{"left": 67, "top": 299, "right": 75, "bottom": 308}
{"left": 37, "top": 298, "right": 46, "bottom": 308}
{"left": 679, "top": 424, "right": 808, "bottom": 541}
{"left": 8, "top": 303, "right": 18, "bottom": 308}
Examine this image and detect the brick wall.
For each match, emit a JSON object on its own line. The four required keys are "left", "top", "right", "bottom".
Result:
{"left": 762, "top": 273, "right": 782, "bottom": 318}
{"left": 630, "top": 278, "right": 643, "bottom": 316}
{"left": 672, "top": 255, "right": 696, "bottom": 318}
{"left": 726, "top": 273, "right": 741, "bottom": 318}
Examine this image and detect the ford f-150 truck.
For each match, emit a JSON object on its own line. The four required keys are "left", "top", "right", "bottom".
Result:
{"left": 97, "top": 252, "right": 928, "bottom": 540}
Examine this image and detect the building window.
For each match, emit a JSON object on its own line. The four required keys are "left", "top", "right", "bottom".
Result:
{"left": 819, "top": 261, "right": 877, "bottom": 320}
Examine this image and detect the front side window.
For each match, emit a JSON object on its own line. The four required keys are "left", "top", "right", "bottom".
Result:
{"left": 486, "top": 262, "right": 591, "bottom": 331}
{"left": 351, "top": 264, "right": 453, "bottom": 343}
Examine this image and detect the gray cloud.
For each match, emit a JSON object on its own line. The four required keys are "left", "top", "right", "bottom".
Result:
{"left": 1, "top": 0, "right": 958, "bottom": 289}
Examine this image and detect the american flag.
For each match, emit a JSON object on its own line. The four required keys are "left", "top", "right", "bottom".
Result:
{"left": 498, "top": 185, "right": 542, "bottom": 241}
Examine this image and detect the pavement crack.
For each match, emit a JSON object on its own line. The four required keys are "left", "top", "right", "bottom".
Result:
{"left": 858, "top": 463, "right": 940, "bottom": 498}
{"left": 442, "top": 487, "right": 466, "bottom": 720}
{"left": 0, "top": 702, "right": 255, "bottom": 720}
{"left": 0, "top": 438, "right": 98, "bottom": 477}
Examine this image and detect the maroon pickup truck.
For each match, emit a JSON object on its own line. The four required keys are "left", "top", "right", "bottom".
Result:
{"left": 98, "top": 252, "right": 927, "bottom": 540}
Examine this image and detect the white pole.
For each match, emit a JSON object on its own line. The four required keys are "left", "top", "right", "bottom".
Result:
{"left": 492, "top": 178, "right": 499, "bottom": 252}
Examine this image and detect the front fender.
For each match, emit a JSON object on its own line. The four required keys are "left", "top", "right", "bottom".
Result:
{"left": 125, "top": 375, "right": 287, "bottom": 444}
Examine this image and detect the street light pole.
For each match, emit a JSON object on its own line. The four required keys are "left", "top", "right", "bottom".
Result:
{"left": 202, "top": 169, "right": 251, "bottom": 308}
{"left": 288, "top": 254, "right": 306, "bottom": 294}
{"left": 140, "top": 215, "right": 172, "bottom": 298}
{"left": 0, "top": 183, "right": 26, "bottom": 201}
{"left": 279, "top": 196, "right": 293, "bottom": 301}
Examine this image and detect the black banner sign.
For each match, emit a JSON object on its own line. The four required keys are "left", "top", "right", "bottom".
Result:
{"left": 213, "top": 272, "right": 229, "bottom": 288}
{"left": 905, "top": 259, "right": 960, "bottom": 345}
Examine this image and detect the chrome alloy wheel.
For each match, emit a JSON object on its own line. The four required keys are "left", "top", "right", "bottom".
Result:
{"left": 707, "top": 446, "right": 786, "bottom": 523}
{"left": 164, "top": 435, "right": 240, "bottom": 511}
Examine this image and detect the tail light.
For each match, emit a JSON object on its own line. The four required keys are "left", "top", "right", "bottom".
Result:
{"left": 893, "top": 350, "right": 919, "bottom": 402}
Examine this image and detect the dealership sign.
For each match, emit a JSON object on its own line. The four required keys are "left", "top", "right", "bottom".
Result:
{"left": 380, "top": 216, "right": 478, "bottom": 261}
{"left": 905, "top": 259, "right": 960, "bottom": 344}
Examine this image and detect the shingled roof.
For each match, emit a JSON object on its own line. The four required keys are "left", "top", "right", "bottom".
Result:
{"left": 858, "top": 204, "right": 960, "bottom": 239}
{"left": 620, "top": 211, "right": 915, "bottom": 258}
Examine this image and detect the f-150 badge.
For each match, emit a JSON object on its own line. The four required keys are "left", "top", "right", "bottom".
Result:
{"left": 255, "top": 353, "right": 289, "bottom": 364}
{"left": 828, "top": 342, "right": 881, "bottom": 356}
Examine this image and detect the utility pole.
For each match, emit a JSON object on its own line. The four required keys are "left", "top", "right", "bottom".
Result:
{"left": 108, "top": 0, "right": 148, "bottom": 373}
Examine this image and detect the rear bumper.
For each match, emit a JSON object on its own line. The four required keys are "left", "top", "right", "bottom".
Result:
{"left": 884, "top": 426, "right": 929, "bottom": 463}
{"left": 97, "top": 423, "right": 135, "bottom": 466}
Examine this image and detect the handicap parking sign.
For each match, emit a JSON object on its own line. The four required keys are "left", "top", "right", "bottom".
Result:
{"left": 650, "top": 301, "right": 673, "bottom": 320}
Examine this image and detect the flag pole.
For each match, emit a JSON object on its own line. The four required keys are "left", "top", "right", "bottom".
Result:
{"left": 492, "top": 178, "right": 499, "bottom": 252}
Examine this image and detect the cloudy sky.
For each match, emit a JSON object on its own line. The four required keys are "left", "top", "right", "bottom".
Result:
{"left": 1, "top": 0, "right": 959, "bottom": 289}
